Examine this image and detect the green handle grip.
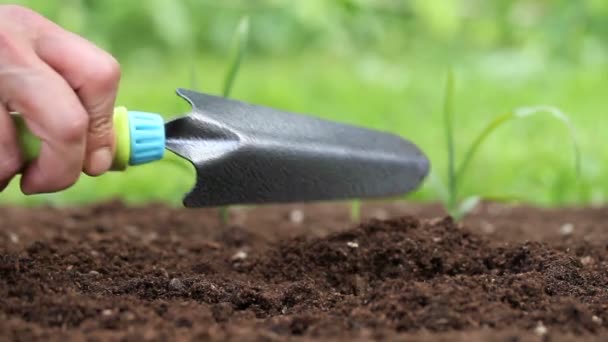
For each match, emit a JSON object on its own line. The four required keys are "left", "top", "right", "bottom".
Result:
{"left": 14, "top": 107, "right": 132, "bottom": 171}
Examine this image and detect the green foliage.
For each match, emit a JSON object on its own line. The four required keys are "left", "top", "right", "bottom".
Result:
{"left": 443, "top": 69, "right": 457, "bottom": 211}
{"left": 12, "top": 0, "right": 608, "bottom": 64}
{"left": 350, "top": 200, "right": 361, "bottom": 223}
{"left": 0, "top": 1, "right": 604, "bottom": 208}
{"left": 439, "top": 72, "right": 581, "bottom": 220}
{"left": 223, "top": 17, "right": 250, "bottom": 97}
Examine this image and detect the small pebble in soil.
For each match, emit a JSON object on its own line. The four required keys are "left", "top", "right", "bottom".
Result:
{"left": 534, "top": 321, "right": 548, "bottom": 336}
{"left": 487, "top": 203, "right": 512, "bottom": 215}
{"left": 432, "top": 237, "right": 442, "bottom": 243}
{"left": 592, "top": 315, "right": 603, "bottom": 324}
{"left": 9, "top": 233, "right": 19, "bottom": 244}
{"left": 145, "top": 232, "right": 159, "bottom": 242}
{"left": 232, "top": 251, "right": 248, "bottom": 261}
{"left": 88, "top": 270, "right": 100, "bottom": 276}
{"left": 289, "top": 209, "right": 305, "bottom": 224}
{"left": 428, "top": 217, "right": 446, "bottom": 225}
{"left": 122, "top": 312, "right": 136, "bottom": 321}
{"left": 169, "top": 278, "right": 186, "bottom": 291}
{"left": 480, "top": 221, "right": 495, "bottom": 234}
{"left": 102, "top": 309, "right": 113, "bottom": 316}
{"left": 559, "top": 223, "right": 574, "bottom": 236}
{"left": 371, "top": 209, "right": 389, "bottom": 220}
{"left": 160, "top": 268, "right": 169, "bottom": 278}
{"left": 347, "top": 241, "right": 359, "bottom": 248}
{"left": 580, "top": 256, "right": 594, "bottom": 266}
{"left": 231, "top": 207, "right": 248, "bottom": 226}
{"left": 125, "top": 225, "right": 139, "bottom": 235}
{"left": 66, "top": 265, "right": 73, "bottom": 271}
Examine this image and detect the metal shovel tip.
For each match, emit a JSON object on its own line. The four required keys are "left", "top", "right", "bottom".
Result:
{"left": 164, "top": 88, "right": 430, "bottom": 207}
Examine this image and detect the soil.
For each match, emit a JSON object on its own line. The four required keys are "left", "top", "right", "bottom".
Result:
{"left": 1, "top": 200, "right": 608, "bottom": 341}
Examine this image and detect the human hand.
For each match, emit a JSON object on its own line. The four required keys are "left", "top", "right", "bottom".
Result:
{"left": 0, "top": 5, "right": 121, "bottom": 194}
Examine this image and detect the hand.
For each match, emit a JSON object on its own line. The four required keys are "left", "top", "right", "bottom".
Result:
{"left": 0, "top": 5, "right": 121, "bottom": 194}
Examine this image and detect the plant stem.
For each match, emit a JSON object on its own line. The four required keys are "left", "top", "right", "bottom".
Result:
{"left": 222, "top": 16, "right": 249, "bottom": 98}
{"left": 443, "top": 69, "right": 457, "bottom": 214}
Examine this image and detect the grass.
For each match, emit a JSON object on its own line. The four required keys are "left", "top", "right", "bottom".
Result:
{"left": 0, "top": 50, "right": 606, "bottom": 208}
{"left": 438, "top": 70, "right": 580, "bottom": 220}
{"left": 443, "top": 69, "right": 457, "bottom": 213}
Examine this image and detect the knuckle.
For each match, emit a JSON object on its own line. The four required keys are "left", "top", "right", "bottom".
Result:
{"left": 58, "top": 114, "right": 88, "bottom": 142}
{"left": 87, "top": 55, "right": 121, "bottom": 88}
{"left": 0, "top": 31, "right": 27, "bottom": 64}
{"left": 1, "top": 5, "right": 35, "bottom": 20}
{"left": 0, "top": 31, "right": 17, "bottom": 51}
{"left": 0, "top": 16, "right": 39, "bottom": 66}
{"left": 0, "top": 5, "right": 43, "bottom": 30}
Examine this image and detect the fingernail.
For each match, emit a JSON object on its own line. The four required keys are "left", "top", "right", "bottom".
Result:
{"left": 87, "top": 147, "right": 113, "bottom": 176}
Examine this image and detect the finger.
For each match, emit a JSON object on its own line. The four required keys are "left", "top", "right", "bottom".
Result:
{"left": 35, "top": 27, "right": 120, "bottom": 176}
{"left": 0, "top": 61, "right": 88, "bottom": 194}
{"left": 0, "top": 103, "right": 22, "bottom": 191}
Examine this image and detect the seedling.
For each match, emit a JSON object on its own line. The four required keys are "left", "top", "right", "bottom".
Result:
{"left": 437, "top": 70, "right": 580, "bottom": 220}
{"left": 350, "top": 199, "right": 361, "bottom": 222}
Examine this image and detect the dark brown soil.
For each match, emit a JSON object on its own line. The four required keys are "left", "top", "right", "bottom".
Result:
{"left": 1, "top": 201, "right": 608, "bottom": 341}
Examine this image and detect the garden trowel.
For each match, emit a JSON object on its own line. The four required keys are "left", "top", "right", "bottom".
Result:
{"left": 16, "top": 89, "right": 430, "bottom": 207}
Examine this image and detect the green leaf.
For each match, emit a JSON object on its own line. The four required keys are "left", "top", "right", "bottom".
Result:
{"left": 219, "top": 206, "right": 230, "bottom": 225}
{"left": 513, "top": 106, "right": 581, "bottom": 176}
{"left": 455, "top": 106, "right": 581, "bottom": 189}
{"left": 350, "top": 200, "right": 361, "bottom": 223}
{"left": 222, "top": 16, "right": 250, "bottom": 97}
{"left": 147, "top": 0, "right": 192, "bottom": 48}
{"left": 454, "top": 111, "right": 513, "bottom": 187}
{"left": 443, "top": 68, "right": 457, "bottom": 212}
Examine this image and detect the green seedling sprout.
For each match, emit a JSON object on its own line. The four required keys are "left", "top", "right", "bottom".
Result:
{"left": 444, "top": 69, "right": 457, "bottom": 213}
{"left": 440, "top": 70, "right": 580, "bottom": 220}
{"left": 350, "top": 199, "right": 361, "bottom": 223}
{"left": 219, "top": 15, "right": 250, "bottom": 225}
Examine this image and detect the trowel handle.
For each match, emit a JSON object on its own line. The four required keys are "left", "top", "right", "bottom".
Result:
{"left": 13, "top": 108, "right": 166, "bottom": 171}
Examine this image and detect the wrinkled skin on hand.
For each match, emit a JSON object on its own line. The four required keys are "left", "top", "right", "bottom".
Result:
{"left": 0, "top": 5, "right": 121, "bottom": 194}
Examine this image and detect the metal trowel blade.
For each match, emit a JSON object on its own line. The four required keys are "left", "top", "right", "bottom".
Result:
{"left": 164, "top": 89, "right": 430, "bottom": 207}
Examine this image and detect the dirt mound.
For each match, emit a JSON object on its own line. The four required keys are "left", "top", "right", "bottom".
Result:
{"left": 0, "top": 202, "right": 607, "bottom": 341}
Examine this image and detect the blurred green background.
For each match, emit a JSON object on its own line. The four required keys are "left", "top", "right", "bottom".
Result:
{"left": 2, "top": 0, "right": 607, "bottom": 207}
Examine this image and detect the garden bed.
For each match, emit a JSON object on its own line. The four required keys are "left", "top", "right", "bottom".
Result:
{"left": 1, "top": 201, "right": 607, "bottom": 341}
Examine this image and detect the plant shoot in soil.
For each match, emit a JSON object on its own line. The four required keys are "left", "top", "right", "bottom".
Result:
{"left": 438, "top": 69, "right": 580, "bottom": 220}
